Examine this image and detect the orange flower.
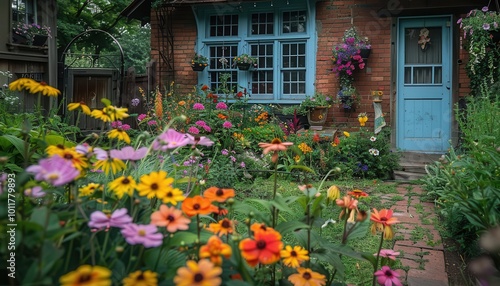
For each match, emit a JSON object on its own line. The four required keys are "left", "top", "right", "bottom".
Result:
{"left": 207, "top": 218, "right": 235, "bottom": 236}
{"left": 217, "top": 113, "right": 227, "bottom": 120}
{"left": 250, "top": 222, "right": 275, "bottom": 234}
{"left": 258, "top": 138, "right": 293, "bottom": 163}
{"left": 288, "top": 267, "right": 326, "bottom": 286}
{"left": 150, "top": 205, "right": 191, "bottom": 233}
{"left": 239, "top": 229, "right": 283, "bottom": 267}
{"left": 332, "top": 135, "right": 340, "bottom": 147}
{"left": 203, "top": 187, "right": 235, "bottom": 203}
{"left": 174, "top": 259, "right": 221, "bottom": 286}
{"left": 201, "top": 85, "right": 209, "bottom": 91}
{"left": 199, "top": 236, "right": 232, "bottom": 266}
{"left": 347, "top": 189, "right": 369, "bottom": 198}
{"left": 181, "top": 195, "right": 215, "bottom": 217}
{"left": 370, "top": 208, "right": 399, "bottom": 240}
{"left": 154, "top": 88, "right": 163, "bottom": 120}
{"left": 336, "top": 196, "right": 358, "bottom": 210}
{"left": 312, "top": 133, "right": 320, "bottom": 143}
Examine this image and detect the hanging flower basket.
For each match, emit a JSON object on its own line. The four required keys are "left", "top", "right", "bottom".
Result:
{"left": 359, "top": 48, "right": 371, "bottom": 59}
{"left": 32, "top": 34, "right": 48, "bottom": 46}
{"left": 237, "top": 63, "right": 252, "bottom": 70}
{"left": 191, "top": 63, "right": 207, "bottom": 71}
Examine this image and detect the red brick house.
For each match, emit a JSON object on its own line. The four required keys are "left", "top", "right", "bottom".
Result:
{"left": 121, "top": 0, "right": 482, "bottom": 153}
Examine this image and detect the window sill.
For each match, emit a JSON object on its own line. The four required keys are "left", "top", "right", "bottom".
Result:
{"left": 6, "top": 43, "right": 48, "bottom": 53}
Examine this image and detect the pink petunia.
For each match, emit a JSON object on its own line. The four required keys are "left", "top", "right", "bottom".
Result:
{"left": 88, "top": 208, "right": 133, "bottom": 230}
{"left": 121, "top": 223, "right": 163, "bottom": 248}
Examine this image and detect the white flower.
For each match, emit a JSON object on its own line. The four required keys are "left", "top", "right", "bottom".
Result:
{"left": 369, "top": 148, "right": 375, "bottom": 155}
{"left": 373, "top": 149, "right": 380, "bottom": 156}
{"left": 370, "top": 136, "right": 377, "bottom": 142}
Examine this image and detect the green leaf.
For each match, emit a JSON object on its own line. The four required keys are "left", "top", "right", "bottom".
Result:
{"left": 275, "top": 220, "right": 310, "bottom": 234}
{"left": 44, "top": 135, "right": 75, "bottom": 147}
{"left": 0, "top": 134, "right": 26, "bottom": 159}
{"left": 345, "top": 216, "right": 370, "bottom": 241}
{"left": 101, "top": 98, "right": 111, "bottom": 106}
{"left": 289, "top": 165, "right": 316, "bottom": 174}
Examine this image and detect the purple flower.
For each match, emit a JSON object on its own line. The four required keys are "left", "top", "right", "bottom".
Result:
{"left": 240, "top": 162, "right": 246, "bottom": 168}
{"left": 222, "top": 121, "right": 233, "bottom": 129}
{"left": 88, "top": 208, "right": 133, "bottom": 230}
{"left": 495, "top": 22, "right": 499, "bottom": 29}
{"left": 216, "top": 102, "right": 228, "bottom": 110}
{"left": 26, "top": 155, "right": 80, "bottom": 186}
{"left": 147, "top": 120, "right": 157, "bottom": 126}
{"left": 121, "top": 223, "right": 163, "bottom": 248}
{"left": 221, "top": 149, "right": 229, "bottom": 155}
{"left": 188, "top": 126, "right": 200, "bottom": 134}
{"left": 374, "top": 266, "right": 402, "bottom": 286}
{"left": 153, "top": 128, "right": 190, "bottom": 151}
{"left": 185, "top": 134, "right": 214, "bottom": 147}
{"left": 193, "top": 103, "right": 205, "bottom": 110}
{"left": 0, "top": 173, "right": 7, "bottom": 195}
{"left": 122, "top": 124, "right": 131, "bottom": 131}
{"left": 456, "top": 18, "right": 462, "bottom": 25}
{"left": 24, "top": 186, "right": 46, "bottom": 198}
{"left": 76, "top": 144, "right": 93, "bottom": 157}
{"left": 131, "top": 98, "right": 140, "bottom": 107}
{"left": 483, "top": 23, "right": 491, "bottom": 30}
{"left": 230, "top": 156, "right": 236, "bottom": 162}
{"left": 111, "top": 121, "right": 122, "bottom": 129}
{"left": 482, "top": 6, "right": 489, "bottom": 12}
{"left": 110, "top": 146, "right": 148, "bottom": 161}
{"left": 93, "top": 147, "right": 109, "bottom": 160}
{"left": 138, "top": 114, "right": 147, "bottom": 121}
{"left": 201, "top": 124, "right": 212, "bottom": 132}
{"left": 195, "top": 120, "right": 207, "bottom": 127}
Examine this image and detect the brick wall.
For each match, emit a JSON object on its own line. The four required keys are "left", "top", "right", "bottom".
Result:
{"left": 316, "top": 0, "right": 393, "bottom": 129}
{"left": 150, "top": 6, "right": 198, "bottom": 95}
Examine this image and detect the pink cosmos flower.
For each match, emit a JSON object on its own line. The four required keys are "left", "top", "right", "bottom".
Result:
{"left": 185, "top": 134, "right": 214, "bottom": 147}
{"left": 147, "top": 120, "right": 157, "bottom": 126}
{"left": 138, "top": 114, "right": 147, "bottom": 121}
{"left": 121, "top": 223, "right": 163, "bottom": 248}
{"left": 188, "top": 126, "right": 200, "bottom": 134}
{"left": 216, "top": 102, "right": 228, "bottom": 110}
{"left": 153, "top": 128, "right": 190, "bottom": 151}
{"left": 193, "top": 103, "right": 205, "bottom": 110}
{"left": 76, "top": 143, "right": 93, "bottom": 157}
{"left": 26, "top": 155, "right": 80, "bottom": 186}
{"left": 222, "top": 121, "right": 233, "bottom": 129}
{"left": 24, "top": 186, "right": 46, "bottom": 198}
{"left": 110, "top": 146, "right": 148, "bottom": 161}
{"left": 374, "top": 266, "right": 402, "bottom": 286}
{"left": 88, "top": 208, "right": 133, "bottom": 230}
{"left": 375, "top": 249, "right": 400, "bottom": 260}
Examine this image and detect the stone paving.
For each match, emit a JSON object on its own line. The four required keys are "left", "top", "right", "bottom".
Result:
{"left": 388, "top": 184, "right": 448, "bottom": 286}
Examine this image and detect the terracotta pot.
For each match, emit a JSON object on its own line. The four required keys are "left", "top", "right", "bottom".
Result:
{"left": 307, "top": 106, "right": 328, "bottom": 130}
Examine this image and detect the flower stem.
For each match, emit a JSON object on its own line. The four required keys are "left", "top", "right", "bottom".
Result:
{"left": 372, "top": 229, "right": 385, "bottom": 286}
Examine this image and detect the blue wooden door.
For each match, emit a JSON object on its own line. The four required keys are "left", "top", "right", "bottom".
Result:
{"left": 397, "top": 17, "right": 452, "bottom": 152}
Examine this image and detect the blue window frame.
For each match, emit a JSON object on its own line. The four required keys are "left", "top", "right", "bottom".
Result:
{"left": 194, "top": 0, "right": 316, "bottom": 104}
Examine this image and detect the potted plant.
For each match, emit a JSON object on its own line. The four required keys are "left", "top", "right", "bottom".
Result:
{"left": 337, "top": 85, "right": 359, "bottom": 111}
{"left": 300, "top": 93, "right": 334, "bottom": 130}
{"left": 191, "top": 53, "right": 208, "bottom": 71}
{"left": 458, "top": 6, "right": 500, "bottom": 93}
{"left": 280, "top": 104, "right": 310, "bottom": 130}
{"left": 233, "top": 54, "right": 258, "bottom": 70}
{"left": 12, "top": 22, "right": 51, "bottom": 46}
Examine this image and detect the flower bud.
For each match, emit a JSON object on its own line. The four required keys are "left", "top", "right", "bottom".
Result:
{"left": 115, "top": 246, "right": 124, "bottom": 253}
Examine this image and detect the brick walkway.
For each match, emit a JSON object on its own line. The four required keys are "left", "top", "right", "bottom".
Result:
{"left": 387, "top": 184, "right": 448, "bottom": 286}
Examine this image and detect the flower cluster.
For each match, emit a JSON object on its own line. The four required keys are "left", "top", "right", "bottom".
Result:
{"left": 12, "top": 21, "right": 52, "bottom": 45}
{"left": 191, "top": 53, "right": 208, "bottom": 66}
{"left": 332, "top": 27, "right": 370, "bottom": 76}
{"left": 233, "top": 54, "right": 258, "bottom": 65}
{"left": 300, "top": 92, "right": 334, "bottom": 110}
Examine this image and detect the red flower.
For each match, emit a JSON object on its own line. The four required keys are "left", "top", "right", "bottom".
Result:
{"left": 201, "top": 85, "right": 209, "bottom": 91}
{"left": 239, "top": 229, "right": 283, "bottom": 266}
{"left": 236, "top": 91, "right": 243, "bottom": 98}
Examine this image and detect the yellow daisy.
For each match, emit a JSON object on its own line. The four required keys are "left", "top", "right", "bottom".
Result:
{"left": 105, "top": 105, "right": 129, "bottom": 121}
{"left": 8, "top": 78, "right": 37, "bottom": 92}
{"left": 137, "top": 171, "right": 175, "bottom": 200}
{"left": 79, "top": 183, "right": 102, "bottom": 197}
{"left": 47, "top": 147, "right": 88, "bottom": 171}
{"left": 280, "top": 245, "right": 309, "bottom": 268}
{"left": 93, "top": 158, "right": 126, "bottom": 175}
{"left": 108, "top": 176, "right": 137, "bottom": 198}
{"left": 91, "top": 109, "right": 112, "bottom": 122}
{"left": 108, "top": 128, "right": 131, "bottom": 144}
{"left": 122, "top": 270, "right": 158, "bottom": 286}
{"left": 68, "top": 102, "right": 91, "bottom": 115}
{"left": 59, "top": 265, "right": 111, "bottom": 286}
{"left": 161, "top": 187, "right": 185, "bottom": 205}
{"left": 28, "top": 81, "right": 61, "bottom": 96}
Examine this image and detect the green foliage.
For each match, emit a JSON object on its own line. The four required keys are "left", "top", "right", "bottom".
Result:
{"left": 422, "top": 92, "right": 500, "bottom": 256}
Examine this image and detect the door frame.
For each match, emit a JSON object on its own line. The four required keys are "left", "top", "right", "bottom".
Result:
{"left": 395, "top": 15, "right": 453, "bottom": 153}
